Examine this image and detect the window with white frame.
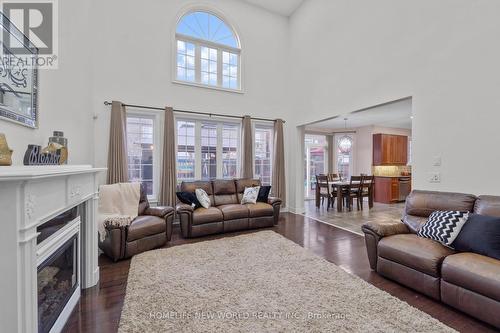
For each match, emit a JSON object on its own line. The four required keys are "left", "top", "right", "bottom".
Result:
{"left": 201, "top": 122, "right": 218, "bottom": 179}
{"left": 176, "top": 120, "right": 196, "bottom": 181}
{"left": 175, "top": 11, "right": 241, "bottom": 90}
{"left": 176, "top": 118, "right": 240, "bottom": 182}
{"left": 222, "top": 123, "right": 239, "bottom": 178}
{"left": 126, "top": 115, "right": 156, "bottom": 196}
{"left": 254, "top": 125, "right": 274, "bottom": 186}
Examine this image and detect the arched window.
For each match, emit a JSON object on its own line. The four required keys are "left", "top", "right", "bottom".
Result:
{"left": 175, "top": 10, "right": 241, "bottom": 90}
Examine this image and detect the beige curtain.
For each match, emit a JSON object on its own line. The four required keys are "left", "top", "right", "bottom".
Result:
{"left": 240, "top": 115, "right": 253, "bottom": 178}
{"left": 272, "top": 119, "right": 286, "bottom": 206}
{"left": 327, "top": 135, "right": 335, "bottom": 173}
{"left": 158, "top": 107, "right": 177, "bottom": 207}
{"left": 106, "top": 101, "right": 128, "bottom": 184}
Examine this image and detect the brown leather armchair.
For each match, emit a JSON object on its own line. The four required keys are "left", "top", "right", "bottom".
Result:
{"left": 176, "top": 179, "right": 282, "bottom": 238}
{"left": 99, "top": 186, "right": 174, "bottom": 261}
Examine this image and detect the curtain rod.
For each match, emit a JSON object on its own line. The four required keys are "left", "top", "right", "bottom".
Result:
{"left": 103, "top": 101, "right": 284, "bottom": 123}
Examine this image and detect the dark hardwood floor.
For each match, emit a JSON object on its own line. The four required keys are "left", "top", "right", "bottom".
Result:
{"left": 63, "top": 213, "right": 498, "bottom": 333}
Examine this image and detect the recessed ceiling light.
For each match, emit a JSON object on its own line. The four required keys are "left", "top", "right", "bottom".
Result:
{"left": 410, "top": 116, "right": 414, "bottom": 119}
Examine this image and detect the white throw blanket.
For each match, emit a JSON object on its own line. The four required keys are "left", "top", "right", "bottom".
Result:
{"left": 98, "top": 182, "right": 141, "bottom": 242}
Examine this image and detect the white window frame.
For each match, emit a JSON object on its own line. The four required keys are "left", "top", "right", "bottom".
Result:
{"left": 253, "top": 122, "right": 274, "bottom": 186}
{"left": 126, "top": 110, "right": 161, "bottom": 203}
{"left": 175, "top": 115, "right": 241, "bottom": 181}
{"left": 172, "top": 9, "right": 243, "bottom": 93}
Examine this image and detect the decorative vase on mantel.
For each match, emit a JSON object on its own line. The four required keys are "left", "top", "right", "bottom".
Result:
{"left": 0, "top": 133, "right": 13, "bottom": 166}
{"left": 47, "top": 131, "right": 68, "bottom": 164}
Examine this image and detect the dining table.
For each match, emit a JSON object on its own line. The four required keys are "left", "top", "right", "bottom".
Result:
{"left": 315, "top": 180, "right": 374, "bottom": 212}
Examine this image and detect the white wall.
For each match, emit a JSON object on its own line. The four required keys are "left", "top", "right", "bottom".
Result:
{"left": 0, "top": 1, "right": 94, "bottom": 165}
{"left": 289, "top": 0, "right": 500, "bottom": 196}
{"left": 89, "top": 0, "right": 291, "bottom": 196}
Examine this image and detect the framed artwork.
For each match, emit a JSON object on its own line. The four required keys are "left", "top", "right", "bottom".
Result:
{"left": 0, "top": 12, "right": 38, "bottom": 128}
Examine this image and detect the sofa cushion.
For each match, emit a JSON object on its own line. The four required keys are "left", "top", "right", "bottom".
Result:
{"left": 128, "top": 215, "right": 166, "bottom": 242}
{"left": 181, "top": 181, "right": 214, "bottom": 206}
{"left": 418, "top": 211, "right": 469, "bottom": 246}
{"left": 442, "top": 252, "right": 500, "bottom": 302}
{"left": 241, "top": 186, "right": 260, "bottom": 204}
{"left": 257, "top": 186, "right": 272, "bottom": 203}
{"left": 192, "top": 207, "right": 223, "bottom": 225}
{"left": 176, "top": 191, "right": 201, "bottom": 209}
{"left": 452, "top": 214, "right": 500, "bottom": 260}
{"left": 403, "top": 190, "right": 476, "bottom": 233}
{"left": 235, "top": 179, "right": 261, "bottom": 202}
{"left": 246, "top": 202, "right": 274, "bottom": 218}
{"left": 218, "top": 204, "right": 249, "bottom": 220}
{"left": 195, "top": 188, "right": 211, "bottom": 208}
{"left": 378, "top": 234, "right": 455, "bottom": 277}
{"left": 213, "top": 180, "right": 238, "bottom": 206}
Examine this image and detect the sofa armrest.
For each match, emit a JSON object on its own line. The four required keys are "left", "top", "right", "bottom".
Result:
{"left": 99, "top": 226, "right": 126, "bottom": 262}
{"left": 268, "top": 196, "right": 282, "bottom": 206}
{"left": 268, "top": 197, "right": 282, "bottom": 225}
{"left": 361, "top": 221, "right": 409, "bottom": 271}
{"left": 176, "top": 203, "right": 194, "bottom": 238}
{"left": 176, "top": 203, "right": 194, "bottom": 213}
{"left": 362, "top": 220, "right": 410, "bottom": 238}
{"left": 144, "top": 206, "right": 174, "bottom": 218}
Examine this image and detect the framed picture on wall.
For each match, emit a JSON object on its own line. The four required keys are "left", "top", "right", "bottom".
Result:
{"left": 0, "top": 12, "right": 39, "bottom": 128}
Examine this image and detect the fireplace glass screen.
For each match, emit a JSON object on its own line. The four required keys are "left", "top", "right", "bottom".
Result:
{"left": 38, "top": 235, "right": 78, "bottom": 333}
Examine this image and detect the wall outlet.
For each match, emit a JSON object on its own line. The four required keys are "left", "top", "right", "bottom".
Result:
{"left": 429, "top": 172, "right": 441, "bottom": 183}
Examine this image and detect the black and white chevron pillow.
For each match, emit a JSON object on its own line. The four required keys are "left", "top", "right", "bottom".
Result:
{"left": 418, "top": 211, "right": 469, "bottom": 246}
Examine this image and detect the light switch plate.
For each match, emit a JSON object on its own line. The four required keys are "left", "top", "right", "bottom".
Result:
{"left": 429, "top": 172, "right": 441, "bottom": 183}
{"left": 433, "top": 156, "right": 442, "bottom": 166}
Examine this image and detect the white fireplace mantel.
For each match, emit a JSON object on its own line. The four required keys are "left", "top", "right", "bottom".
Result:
{"left": 0, "top": 165, "right": 106, "bottom": 333}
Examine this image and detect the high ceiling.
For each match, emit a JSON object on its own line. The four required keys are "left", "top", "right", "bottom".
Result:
{"left": 241, "top": 0, "right": 304, "bottom": 16}
{"left": 305, "top": 98, "right": 413, "bottom": 131}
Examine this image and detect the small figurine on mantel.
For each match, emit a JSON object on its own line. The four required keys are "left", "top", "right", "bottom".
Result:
{"left": 0, "top": 133, "right": 13, "bottom": 166}
{"left": 46, "top": 131, "right": 68, "bottom": 164}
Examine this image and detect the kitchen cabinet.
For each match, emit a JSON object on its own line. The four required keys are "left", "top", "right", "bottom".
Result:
{"left": 374, "top": 176, "right": 411, "bottom": 204}
{"left": 373, "top": 134, "right": 408, "bottom": 165}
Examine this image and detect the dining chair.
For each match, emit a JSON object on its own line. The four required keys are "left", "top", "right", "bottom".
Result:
{"left": 316, "top": 174, "right": 335, "bottom": 209}
{"left": 343, "top": 175, "right": 364, "bottom": 211}
{"left": 327, "top": 173, "right": 339, "bottom": 182}
{"left": 360, "top": 175, "right": 374, "bottom": 209}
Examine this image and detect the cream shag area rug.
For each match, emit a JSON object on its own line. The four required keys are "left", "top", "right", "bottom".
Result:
{"left": 119, "top": 231, "right": 455, "bottom": 333}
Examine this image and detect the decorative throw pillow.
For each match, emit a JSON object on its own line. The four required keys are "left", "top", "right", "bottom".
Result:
{"left": 451, "top": 214, "right": 500, "bottom": 260}
{"left": 241, "top": 186, "right": 260, "bottom": 204}
{"left": 418, "top": 210, "right": 469, "bottom": 246}
{"left": 195, "top": 188, "right": 211, "bottom": 209}
{"left": 176, "top": 191, "right": 201, "bottom": 209}
{"left": 257, "top": 186, "right": 272, "bottom": 203}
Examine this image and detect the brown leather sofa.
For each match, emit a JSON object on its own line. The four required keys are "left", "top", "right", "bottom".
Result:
{"left": 99, "top": 186, "right": 174, "bottom": 261}
{"left": 362, "top": 190, "right": 500, "bottom": 328}
{"left": 176, "top": 178, "right": 282, "bottom": 238}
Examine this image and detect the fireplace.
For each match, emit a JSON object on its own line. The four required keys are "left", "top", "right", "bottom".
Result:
{"left": 36, "top": 207, "right": 81, "bottom": 333}
{"left": 37, "top": 234, "right": 78, "bottom": 333}
{"left": 0, "top": 165, "right": 105, "bottom": 333}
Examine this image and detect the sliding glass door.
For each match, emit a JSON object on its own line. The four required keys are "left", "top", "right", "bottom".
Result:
{"left": 304, "top": 134, "right": 328, "bottom": 199}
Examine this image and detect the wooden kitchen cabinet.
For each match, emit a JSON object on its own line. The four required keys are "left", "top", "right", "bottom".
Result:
{"left": 374, "top": 177, "right": 400, "bottom": 203}
{"left": 373, "top": 134, "right": 408, "bottom": 165}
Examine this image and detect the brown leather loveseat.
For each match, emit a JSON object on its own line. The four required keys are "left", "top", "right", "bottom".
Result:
{"left": 99, "top": 186, "right": 174, "bottom": 261}
{"left": 362, "top": 190, "right": 500, "bottom": 328}
{"left": 176, "top": 178, "right": 282, "bottom": 238}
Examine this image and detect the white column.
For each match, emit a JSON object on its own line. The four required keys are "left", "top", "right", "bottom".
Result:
{"left": 81, "top": 194, "right": 99, "bottom": 288}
